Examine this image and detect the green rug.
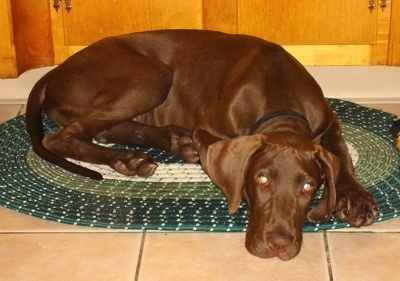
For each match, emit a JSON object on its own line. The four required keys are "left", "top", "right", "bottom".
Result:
{"left": 0, "top": 99, "right": 399, "bottom": 231}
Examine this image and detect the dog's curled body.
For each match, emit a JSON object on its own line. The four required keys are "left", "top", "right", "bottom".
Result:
{"left": 26, "top": 29, "right": 378, "bottom": 260}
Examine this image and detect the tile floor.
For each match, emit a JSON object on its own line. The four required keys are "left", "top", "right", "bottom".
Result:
{"left": 1, "top": 68, "right": 400, "bottom": 281}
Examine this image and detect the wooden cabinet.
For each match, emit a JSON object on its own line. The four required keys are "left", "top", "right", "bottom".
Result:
{"left": 237, "top": 0, "right": 389, "bottom": 65}
{"left": 51, "top": 0, "right": 392, "bottom": 65}
{"left": 388, "top": 0, "right": 400, "bottom": 65}
{"left": 0, "top": 0, "right": 17, "bottom": 77}
{"left": 1, "top": 0, "right": 399, "bottom": 78}
{"left": 238, "top": 0, "right": 376, "bottom": 44}
{"left": 51, "top": 0, "right": 203, "bottom": 63}
{"left": 0, "top": 1, "right": 53, "bottom": 78}
{"left": 61, "top": 0, "right": 203, "bottom": 45}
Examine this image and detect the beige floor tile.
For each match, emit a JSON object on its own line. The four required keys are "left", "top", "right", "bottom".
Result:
{"left": 329, "top": 216, "right": 400, "bottom": 233}
{"left": 328, "top": 232, "right": 400, "bottom": 281}
{"left": 0, "top": 104, "right": 23, "bottom": 123}
{"left": 138, "top": 232, "right": 329, "bottom": 281}
{"left": 0, "top": 233, "right": 142, "bottom": 281}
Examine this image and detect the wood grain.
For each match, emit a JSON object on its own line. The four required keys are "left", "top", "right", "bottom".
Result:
{"left": 0, "top": 0, "right": 17, "bottom": 77}
{"left": 238, "top": 0, "right": 376, "bottom": 44}
{"left": 62, "top": 0, "right": 203, "bottom": 45}
{"left": 203, "top": 0, "right": 238, "bottom": 33}
{"left": 2, "top": 0, "right": 398, "bottom": 78}
{"left": 388, "top": 0, "right": 400, "bottom": 65}
{"left": 11, "top": 1, "right": 54, "bottom": 74}
{"left": 371, "top": 0, "right": 392, "bottom": 65}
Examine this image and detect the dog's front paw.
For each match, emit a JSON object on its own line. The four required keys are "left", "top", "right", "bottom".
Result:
{"left": 169, "top": 132, "right": 199, "bottom": 163}
{"left": 336, "top": 188, "right": 379, "bottom": 227}
{"left": 110, "top": 151, "right": 158, "bottom": 177}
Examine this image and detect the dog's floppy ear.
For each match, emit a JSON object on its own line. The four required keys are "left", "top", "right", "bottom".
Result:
{"left": 307, "top": 144, "right": 340, "bottom": 222}
{"left": 205, "top": 134, "right": 266, "bottom": 214}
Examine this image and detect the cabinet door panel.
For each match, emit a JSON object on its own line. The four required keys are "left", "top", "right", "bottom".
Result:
{"left": 62, "top": 0, "right": 203, "bottom": 45}
{"left": 0, "top": 0, "right": 17, "bottom": 77}
{"left": 50, "top": 0, "right": 391, "bottom": 65}
{"left": 239, "top": 0, "right": 376, "bottom": 44}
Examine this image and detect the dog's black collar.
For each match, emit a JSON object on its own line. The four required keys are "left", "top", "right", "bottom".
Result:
{"left": 249, "top": 110, "right": 312, "bottom": 135}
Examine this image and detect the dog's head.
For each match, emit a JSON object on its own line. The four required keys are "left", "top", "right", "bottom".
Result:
{"left": 205, "top": 133, "right": 340, "bottom": 260}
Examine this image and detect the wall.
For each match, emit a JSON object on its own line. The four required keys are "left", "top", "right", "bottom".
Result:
{"left": 1, "top": 66, "right": 399, "bottom": 105}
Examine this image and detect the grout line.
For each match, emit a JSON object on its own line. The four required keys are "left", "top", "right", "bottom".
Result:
{"left": 135, "top": 230, "right": 147, "bottom": 281}
{"left": 16, "top": 104, "right": 25, "bottom": 116}
{"left": 323, "top": 231, "right": 334, "bottom": 281}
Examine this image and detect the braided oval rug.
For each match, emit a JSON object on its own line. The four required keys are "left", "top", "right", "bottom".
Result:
{"left": 0, "top": 99, "right": 399, "bottom": 231}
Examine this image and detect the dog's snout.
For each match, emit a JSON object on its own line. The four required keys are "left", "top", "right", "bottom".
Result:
{"left": 264, "top": 231, "right": 298, "bottom": 261}
{"left": 266, "top": 232, "right": 294, "bottom": 252}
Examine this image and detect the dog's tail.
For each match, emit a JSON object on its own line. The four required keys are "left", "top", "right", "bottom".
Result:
{"left": 25, "top": 75, "right": 103, "bottom": 180}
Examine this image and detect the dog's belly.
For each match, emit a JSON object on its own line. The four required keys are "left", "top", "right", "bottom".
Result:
{"left": 138, "top": 100, "right": 202, "bottom": 130}
{"left": 138, "top": 83, "right": 220, "bottom": 130}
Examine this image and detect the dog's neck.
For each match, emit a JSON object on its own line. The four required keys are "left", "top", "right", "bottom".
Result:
{"left": 249, "top": 110, "right": 312, "bottom": 135}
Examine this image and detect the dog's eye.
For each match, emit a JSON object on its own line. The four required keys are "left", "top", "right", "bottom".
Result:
{"left": 258, "top": 175, "right": 269, "bottom": 187}
{"left": 302, "top": 182, "right": 314, "bottom": 193}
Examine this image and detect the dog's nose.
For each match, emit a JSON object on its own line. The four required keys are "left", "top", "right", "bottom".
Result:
{"left": 245, "top": 230, "right": 300, "bottom": 260}
{"left": 266, "top": 232, "right": 294, "bottom": 253}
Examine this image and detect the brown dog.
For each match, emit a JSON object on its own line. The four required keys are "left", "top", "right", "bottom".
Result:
{"left": 26, "top": 29, "right": 378, "bottom": 260}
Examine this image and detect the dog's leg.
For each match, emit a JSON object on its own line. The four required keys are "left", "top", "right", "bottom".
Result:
{"left": 320, "top": 120, "right": 378, "bottom": 227}
{"left": 42, "top": 55, "right": 173, "bottom": 177}
{"left": 43, "top": 123, "right": 159, "bottom": 177}
{"left": 94, "top": 122, "right": 199, "bottom": 163}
